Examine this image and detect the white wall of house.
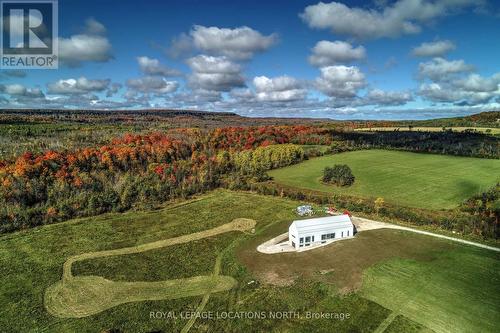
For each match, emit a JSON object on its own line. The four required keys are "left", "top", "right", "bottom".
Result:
{"left": 288, "top": 215, "right": 354, "bottom": 250}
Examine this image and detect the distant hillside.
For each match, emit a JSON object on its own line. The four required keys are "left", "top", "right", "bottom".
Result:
{"left": 0, "top": 108, "right": 331, "bottom": 127}
{"left": 1, "top": 108, "right": 499, "bottom": 128}
{"left": 403, "top": 111, "right": 500, "bottom": 128}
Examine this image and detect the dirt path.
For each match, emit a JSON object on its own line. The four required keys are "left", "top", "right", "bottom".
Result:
{"left": 353, "top": 217, "right": 500, "bottom": 252}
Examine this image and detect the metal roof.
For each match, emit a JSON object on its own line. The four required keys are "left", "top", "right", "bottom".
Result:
{"left": 290, "top": 215, "right": 353, "bottom": 234}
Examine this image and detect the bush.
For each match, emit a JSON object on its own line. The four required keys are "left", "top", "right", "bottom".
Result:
{"left": 322, "top": 164, "right": 355, "bottom": 187}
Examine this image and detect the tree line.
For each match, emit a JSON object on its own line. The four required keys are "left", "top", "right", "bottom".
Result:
{"left": 333, "top": 130, "right": 499, "bottom": 159}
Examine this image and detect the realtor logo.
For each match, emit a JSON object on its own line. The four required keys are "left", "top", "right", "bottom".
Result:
{"left": 1, "top": 0, "right": 58, "bottom": 68}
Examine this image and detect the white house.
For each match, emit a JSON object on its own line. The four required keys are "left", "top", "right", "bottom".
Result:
{"left": 288, "top": 215, "right": 354, "bottom": 250}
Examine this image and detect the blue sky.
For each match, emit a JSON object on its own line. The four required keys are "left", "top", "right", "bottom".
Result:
{"left": 1, "top": 0, "right": 500, "bottom": 119}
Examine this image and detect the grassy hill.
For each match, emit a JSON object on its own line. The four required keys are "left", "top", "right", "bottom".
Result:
{"left": 405, "top": 111, "right": 500, "bottom": 128}
{"left": 1, "top": 190, "right": 499, "bottom": 332}
{"left": 355, "top": 126, "right": 500, "bottom": 135}
{"left": 267, "top": 149, "right": 500, "bottom": 209}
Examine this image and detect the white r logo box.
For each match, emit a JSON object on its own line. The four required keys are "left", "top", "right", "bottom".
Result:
{"left": 1, "top": 0, "right": 58, "bottom": 69}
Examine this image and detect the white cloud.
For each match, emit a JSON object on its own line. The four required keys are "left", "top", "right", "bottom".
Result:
{"left": 187, "top": 55, "right": 245, "bottom": 92}
{"left": 58, "top": 19, "right": 112, "bottom": 67}
{"left": 137, "top": 56, "right": 181, "bottom": 77}
{"left": 47, "top": 77, "right": 110, "bottom": 94}
{"left": 59, "top": 35, "right": 112, "bottom": 67}
{"left": 419, "top": 82, "right": 460, "bottom": 102}
{"left": 126, "top": 76, "right": 179, "bottom": 94}
{"left": 0, "top": 84, "right": 44, "bottom": 98}
{"left": 315, "top": 65, "right": 366, "bottom": 98}
{"left": 363, "top": 89, "right": 413, "bottom": 106}
{"left": 253, "top": 76, "right": 307, "bottom": 102}
{"left": 418, "top": 57, "right": 473, "bottom": 81}
{"left": 300, "top": 0, "right": 481, "bottom": 39}
{"left": 106, "top": 83, "right": 122, "bottom": 97}
{"left": 166, "top": 33, "right": 194, "bottom": 59}
{"left": 453, "top": 73, "right": 500, "bottom": 92}
{"left": 419, "top": 73, "right": 500, "bottom": 104}
{"left": 3, "top": 84, "right": 25, "bottom": 95}
{"left": 190, "top": 25, "right": 277, "bottom": 60}
{"left": 84, "top": 18, "right": 107, "bottom": 35}
{"left": 230, "top": 88, "right": 254, "bottom": 101}
{"left": 309, "top": 40, "right": 366, "bottom": 66}
{"left": 412, "top": 40, "right": 455, "bottom": 57}
{"left": 1, "top": 70, "right": 26, "bottom": 78}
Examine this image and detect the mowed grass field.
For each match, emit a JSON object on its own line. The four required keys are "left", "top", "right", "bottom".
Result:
{"left": 268, "top": 149, "right": 500, "bottom": 209}
{"left": 0, "top": 190, "right": 499, "bottom": 332}
{"left": 361, "top": 247, "right": 500, "bottom": 333}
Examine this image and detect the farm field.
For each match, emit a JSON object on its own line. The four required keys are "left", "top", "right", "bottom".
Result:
{"left": 1, "top": 190, "right": 499, "bottom": 332}
{"left": 361, "top": 247, "right": 500, "bottom": 333}
{"left": 355, "top": 126, "right": 500, "bottom": 135}
{"left": 268, "top": 149, "right": 500, "bottom": 209}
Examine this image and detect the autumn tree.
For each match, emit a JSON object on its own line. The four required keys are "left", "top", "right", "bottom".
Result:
{"left": 374, "top": 197, "right": 385, "bottom": 215}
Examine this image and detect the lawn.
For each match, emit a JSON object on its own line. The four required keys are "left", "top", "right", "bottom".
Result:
{"left": 0, "top": 190, "right": 498, "bottom": 332}
{"left": 268, "top": 149, "right": 500, "bottom": 209}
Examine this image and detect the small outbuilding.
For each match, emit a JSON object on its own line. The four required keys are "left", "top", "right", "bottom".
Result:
{"left": 288, "top": 214, "right": 354, "bottom": 250}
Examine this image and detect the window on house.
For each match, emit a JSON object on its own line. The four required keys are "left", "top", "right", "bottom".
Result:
{"left": 321, "top": 233, "right": 336, "bottom": 240}
{"left": 299, "top": 237, "right": 304, "bottom": 243}
{"left": 305, "top": 236, "right": 311, "bottom": 243}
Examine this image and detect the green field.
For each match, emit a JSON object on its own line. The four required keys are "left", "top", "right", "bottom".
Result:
{"left": 1, "top": 190, "right": 499, "bottom": 332}
{"left": 361, "top": 248, "right": 500, "bottom": 333}
{"left": 268, "top": 149, "right": 500, "bottom": 209}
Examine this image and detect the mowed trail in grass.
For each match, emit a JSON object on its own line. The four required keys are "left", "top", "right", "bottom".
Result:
{"left": 268, "top": 149, "right": 500, "bottom": 209}
{"left": 45, "top": 218, "right": 255, "bottom": 318}
{"left": 1, "top": 190, "right": 499, "bottom": 332}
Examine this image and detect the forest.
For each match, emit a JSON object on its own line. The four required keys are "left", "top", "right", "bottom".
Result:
{"left": 0, "top": 112, "right": 499, "bottom": 239}
{"left": 0, "top": 126, "right": 329, "bottom": 232}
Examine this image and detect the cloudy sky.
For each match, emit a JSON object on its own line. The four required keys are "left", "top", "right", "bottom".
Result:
{"left": 1, "top": 0, "right": 500, "bottom": 119}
